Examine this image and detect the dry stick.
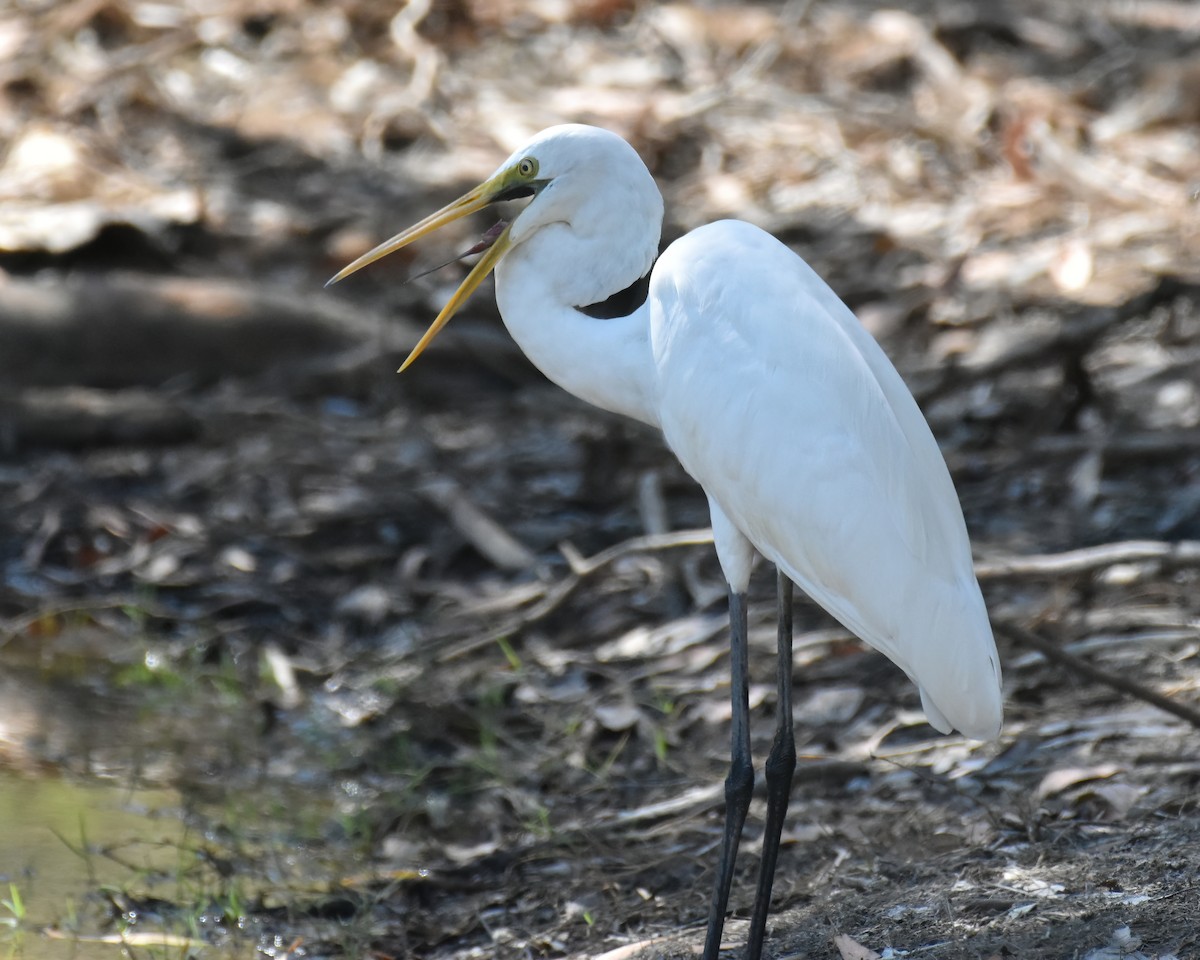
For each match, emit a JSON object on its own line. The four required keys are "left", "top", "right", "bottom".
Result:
{"left": 1033, "top": 429, "right": 1200, "bottom": 458}
{"left": 976, "top": 539, "right": 1200, "bottom": 579}
{"left": 0, "top": 596, "right": 177, "bottom": 648}
{"left": 436, "top": 528, "right": 713, "bottom": 661}
{"left": 418, "top": 476, "right": 537, "bottom": 571}
{"left": 562, "top": 528, "right": 715, "bottom": 576}
{"left": 996, "top": 622, "right": 1200, "bottom": 731}
{"left": 437, "top": 532, "right": 1200, "bottom": 662}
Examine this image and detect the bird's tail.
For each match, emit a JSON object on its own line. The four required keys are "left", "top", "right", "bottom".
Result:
{"left": 910, "top": 578, "right": 1003, "bottom": 740}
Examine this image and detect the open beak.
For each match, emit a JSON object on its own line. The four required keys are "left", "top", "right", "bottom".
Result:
{"left": 326, "top": 177, "right": 516, "bottom": 372}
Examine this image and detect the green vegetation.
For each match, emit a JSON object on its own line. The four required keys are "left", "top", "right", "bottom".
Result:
{"left": 0, "top": 884, "right": 26, "bottom": 929}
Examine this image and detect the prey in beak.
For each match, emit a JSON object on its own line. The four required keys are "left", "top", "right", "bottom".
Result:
{"left": 326, "top": 159, "right": 541, "bottom": 372}
{"left": 403, "top": 219, "right": 510, "bottom": 284}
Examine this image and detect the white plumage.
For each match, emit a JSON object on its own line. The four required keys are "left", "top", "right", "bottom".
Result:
{"left": 329, "top": 122, "right": 1003, "bottom": 960}
{"left": 651, "top": 221, "right": 1000, "bottom": 738}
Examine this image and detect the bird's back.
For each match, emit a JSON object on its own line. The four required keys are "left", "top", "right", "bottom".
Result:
{"left": 648, "top": 220, "right": 1001, "bottom": 739}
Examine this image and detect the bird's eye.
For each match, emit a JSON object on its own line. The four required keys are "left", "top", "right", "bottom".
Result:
{"left": 517, "top": 157, "right": 538, "bottom": 178}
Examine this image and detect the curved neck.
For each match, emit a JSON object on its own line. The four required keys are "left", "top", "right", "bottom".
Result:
{"left": 495, "top": 226, "right": 659, "bottom": 428}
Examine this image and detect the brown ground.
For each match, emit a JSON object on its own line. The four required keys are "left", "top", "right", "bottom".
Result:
{"left": 2, "top": 1, "right": 1200, "bottom": 958}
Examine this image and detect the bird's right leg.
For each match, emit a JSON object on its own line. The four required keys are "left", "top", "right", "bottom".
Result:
{"left": 745, "top": 570, "right": 796, "bottom": 960}
{"left": 701, "top": 587, "right": 754, "bottom": 960}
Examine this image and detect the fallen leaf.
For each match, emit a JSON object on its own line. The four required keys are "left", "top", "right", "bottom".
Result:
{"left": 833, "top": 933, "right": 881, "bottom": 960}
{"left": 443, "top": 840, "right": 501, "bottom": 864}
{"left": 592, "top": 937, "right": 675, "bottom": 960}
{"left": 595, "top": 701, "right": 642, "bottom": 732}
{"left": 1050, "top": 239, "right": 1094, "bottom": 292}
{"left": 1073, "top": 782, "right": 1143, "bottom": 820}
{"left": 1036, "top": 764, "right": 1121, "bottom": 799}
{"left": 795, "top": 685, "right": 865, "bottom": 726}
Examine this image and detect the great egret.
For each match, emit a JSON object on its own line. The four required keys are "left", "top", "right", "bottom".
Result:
{"left": 329, "top": 124, "right": 1003, "bottom": 960}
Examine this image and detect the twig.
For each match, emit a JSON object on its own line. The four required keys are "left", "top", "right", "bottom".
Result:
{"left": 997, "top": 622, "right": 1200, "bottom": 730}
{"left": 0, "top": 596, "right": 174, "bottom": 648}
{"left": 637, "top": 470, "right": 671, "bottom": 537}
{"left": 1033, "top": 429, "right": 1200, "bottom": 458}
{"left": 418, "top": 476, "right": 536, "bottom": 571}
{"left": 437, "top": 532, "right": 1200, "bottom": 661}
{"left": 945, "top": 430, "right": 1200, "bottom": 476}
{"left": 563, "top": 528, "right": 714, "bottom": 575}
{"left": 976, "top": 540, "right": 1200, "bottom": 579}
{"left": 1, "top": 386, "right": 199, "bottom": 451}
{"left": 436, "top": 528, "right": 713, "bottom": 661}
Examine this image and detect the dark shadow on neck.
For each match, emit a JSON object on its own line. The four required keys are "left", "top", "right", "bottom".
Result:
{"left": 574, "top": 268, "right": 653, "bottom": 319}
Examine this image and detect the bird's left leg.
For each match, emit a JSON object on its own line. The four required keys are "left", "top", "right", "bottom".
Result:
{"left": 702, "top": 500, "right": 757, "bottom": 960}
{"left": 746, "top": 569, "right": 796, "bottom": 960}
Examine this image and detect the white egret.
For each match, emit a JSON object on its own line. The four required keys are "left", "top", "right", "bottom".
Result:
{"left": 329, "top": 124, "right": 1002, "bottom": 960}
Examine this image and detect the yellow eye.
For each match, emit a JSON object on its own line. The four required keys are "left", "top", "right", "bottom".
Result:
{"left": 517, "top": 157, "right": 538, "bottom": 178}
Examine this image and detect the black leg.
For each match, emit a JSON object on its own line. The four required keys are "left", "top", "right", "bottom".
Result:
{"left": 746, "top": 570, "right": 796, "bottom": 960}
{"left": 701, "top": 588, "right": 754, "bottom": 960}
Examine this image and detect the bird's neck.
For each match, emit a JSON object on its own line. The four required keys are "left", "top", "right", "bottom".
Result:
{"left": 495, "top": 226, "right": 660, "bottom": 428}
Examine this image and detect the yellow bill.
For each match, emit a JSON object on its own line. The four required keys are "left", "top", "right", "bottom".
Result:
{"left": 393, "top": 221, "right": 512, "bottom": 371}
{"left": 326, "top": 167, "right": 527, "bottom": 372}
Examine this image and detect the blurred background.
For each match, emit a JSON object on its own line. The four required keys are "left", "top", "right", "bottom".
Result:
{"left": 1, "top": 1, "right": 1199, "bottom": 958}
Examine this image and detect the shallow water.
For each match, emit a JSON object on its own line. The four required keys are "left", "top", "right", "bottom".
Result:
{"left": 0, "top": 623, "right": 367, "bottom": 958}
{"left": 0, "top": 772, "right": 189, "bottom": 958}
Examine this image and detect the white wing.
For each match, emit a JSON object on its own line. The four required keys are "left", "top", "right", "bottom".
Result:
{"left": 649, "top": 220, "right": 1002, "bottom": 739}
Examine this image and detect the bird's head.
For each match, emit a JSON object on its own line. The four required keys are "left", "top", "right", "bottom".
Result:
{"left": 326, "top": 124, "right": 661, "bottom": 371}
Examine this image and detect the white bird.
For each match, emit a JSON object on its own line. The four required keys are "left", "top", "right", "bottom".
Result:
{"left": 329, "top": 124, "right": 1002, "bottom": 960}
